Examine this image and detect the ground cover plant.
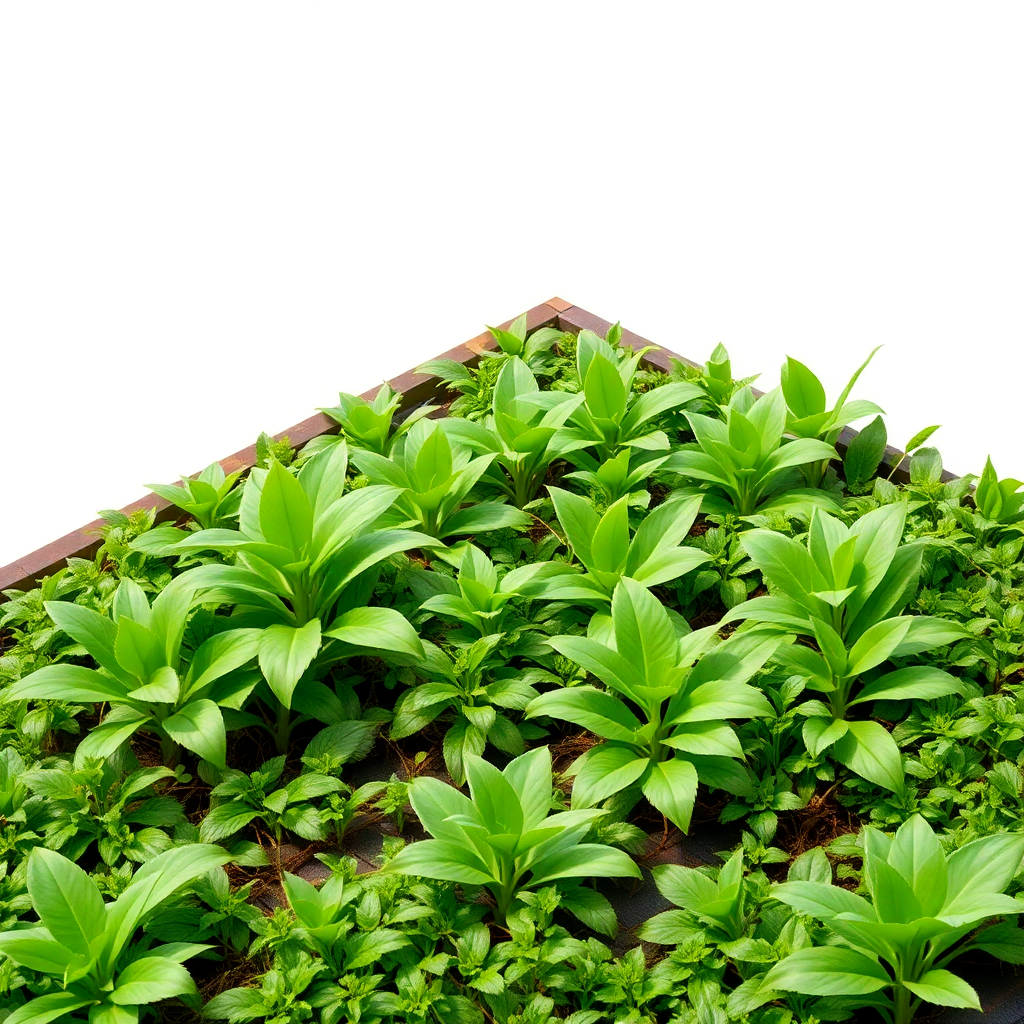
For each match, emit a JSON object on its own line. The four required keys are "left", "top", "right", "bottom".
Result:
{"left": 2, "top": 314, "right": 1024, "bottom": 1024}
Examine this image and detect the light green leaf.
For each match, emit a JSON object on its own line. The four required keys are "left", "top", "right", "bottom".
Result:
{"left": 902, "top": 969, "right": 980, "bottom": 1009}
{"left": 258, "top": 619, "right": 322, "bottom": 707}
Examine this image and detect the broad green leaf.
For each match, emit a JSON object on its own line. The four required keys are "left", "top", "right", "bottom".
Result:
{"left": 324, "top": 606, "right": 423, "bottom": 659}
{"left": 902, "top": 970, "right": 980, "bottom": 1009}
{"left": 772, "top": 880, "right": 872, "bottom": 921}
{"left": 102, "top": 845, "right": 232, "bottom": 971}
{"left": 3, "top": 992, "right": 95, "bottom": 1024}
{"left": 258, "top": 619, "right": 322, "bottom": 707}
{"left": 851, "top": 665, "right": 962, "bottom": 706}
{"left": 763, "top": 946, "right": 891, "bottom": 996}
{"left": 386, "top": 839, "right": 493, "bottom": 885}
{"left": 782, "top": 359, "right": 827, "bottom": 420}
{"left": 162, "top": 699, "right": 227, "bottom": 768}
{"left": 5, "top": 663, "right": 127, "bottom": 704}
{"left": 641, "top": 757, "right": 698, "bottom": 833}
{"left": 501, "top": 746, "right": 556, "bottom": 832}
{"left": 528, "top": 843, "right": 641, "bottom": 887}
{"left": 832, "top": 719, "right": 905, "bottom": 792}
{"left": 0, "top": 926, "right": 79, "bottom": 974}
{"left": 110, "top": 955, "right": 197, "bottom": 1004}
{"left": 260, "top": 459, "right": 313, "bottom": 556}
{"left": 43, "top": 600, "right": 133, "bottom": 686}
{"left": 27, "top": 848, "right": 105, "bottom": 957}
{"left": 527, "top": 687, "right": 642, "bottom": 744}
{"left": 571, "top": 745, "right": 651, "bottom": 807}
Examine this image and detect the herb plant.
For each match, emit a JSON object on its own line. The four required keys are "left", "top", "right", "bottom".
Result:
{"left": 386, "top": 746, "right": 640, "bottom": 922}
{"left": 6, "top": 578, "right": 260, "bottom": 767}
{"left": 527, "top": 579, "right": 779, "bottom": 832}
{"left": 132, "top": 443, "right": 427, "bottom": 713}
{"left": 763, "top": 815, "right": 1024, "bottom": 1023}
{"left": 351, "top": 418, "right": 532, "bottom": 539}
{"left": 146, "top": 461, "right": 243, "bottom": 531}
{"left": 725, "top": 504, "right": 967, "bottom": 790}
{"left": 543, "top": 488, "right": 710, "bottom": 603}
{"left": 319, "top": 381, "right": 436, "bottom": 456}
{"left": 663, "top": 387, "right": 841, "bottom": 519}
{"left": 0, "top": 844, "right": 230, "bottom": 1024}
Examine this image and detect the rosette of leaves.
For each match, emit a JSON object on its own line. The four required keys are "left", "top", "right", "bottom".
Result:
{"left": 668, "top": 343, "right": 759, "bottom": 415}
{"left": 415, "top": 543, "right": 577, "bottom": 639}
{"left": 0, "top": 844, "right": 231, "bottom": 1024}
{"left": 6, "top": 578, "right": 261, "bottom": 768}
{"left": 442, "top": 357, "right": 588, "bottom": 508}
{"left": 780, "top": 348, "right": 883, "bottom": 486}
{"left": 390, "top": 634, "right": 550, "bottom": 785}
{"left": 350, "top": 417, "right": 532, "bottom": 540}
{"left": 386, "top": 746, "right": 641, "bottom": 923}
{"left": 199, "top": 754, "right": 344, "bottom": 847}
{"left": 22, "top": 752, "right": 186, "bottom": 867}
{"left": 318, "top": 380, "right": 436, "bottom": 456}
{"left": 724, "top": 504, "right": 969, "bottom": 792}
{"left": 146, "top": 461, "right": 244, "bottom": 531}
{"left": 278, "top": 869, "right": 409, "bottom": 974}
{"left": 973, "top": 456, "right": 1024, "bottom": 537}
{"left": 662, "top": 386, "right": 841, "bottom": 519}
{"left": 132, "top": 442, "right": 429, "bottom": 711}
{"left": 562, "top": 446, "right": 671, "bottom": 507}
{"left": 521, "top": 328, "right": 705, "bottom": 462}
{"left": 762, "top": 815, "right": 1024, "bottom": 1023}
{"left": 416, "top": 312, "right": 566, "bottom": 419}
{"left": 541, "top": 488, "right": 710, "bottom": 604}
{"left": 527, "top": 579, "right": 780, "bottom": 832}
{"left": 639, "top": 849, "right": 753, "bottom": 946}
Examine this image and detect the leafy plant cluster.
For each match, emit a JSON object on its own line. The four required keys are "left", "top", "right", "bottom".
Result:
{"left": 1, "top": 315, "right": 1023, "bottom": 1023}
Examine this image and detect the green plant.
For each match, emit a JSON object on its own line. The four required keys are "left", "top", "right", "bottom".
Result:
{"left": 204, "top": 948, "right": 325, "bottom": 1023}
{"left": 389, "top": 634, "right": 548, "bottom": 785}
{"left": 132, "top": 443, "right": 428, "bottom": 716}
{"left": 417, "top": 543, "right": 575, "bottom": 639}
{"left": 763, "top": 815, "right": 1024, "bottom": 1023}
{"left": 974, "top": 456, "right": 1024, "bottom": 536}
{"left": 527, "top": 579, "right": 778, "bottom": 832}
{"left": 199, "top": 755, "right": 343, "bottom": 848}
{"left": 351, "top": 417, "right": 532, "bottom": 540}
{"left": 443, "top": 358, "right": 588, "bottom": 508}
{"left": 725, "top": 503, "right": 968, "bottom": 791}
{"left": 542, "top": 488, "right": 710, "bottom": 604}
{"left": 562, "top": 447, "right": 670, "bottom": 507}
{"left": 780, "top": 349, "right": 883, "bottom": 486}
{"left": 23, "top": 753, "right": 186, "bottom": 867}
{"left": 280, "top": 869, "right": 409, "bottom": 973}
{"left": 639, "top": 849, "right": 752, "bottom": 945}
{"left": 663, "top": 387, "right": 841, "bottom": 519}
{"left": 145, "top": 865, "right": 263, "bottom": 954}
{"left": 0, "top": 843, "right": 230, "bottom": 1024}
{"left": 416, "top": 313, "right": 566, "bottom": 420}
{"left": 525, "top": 329, "right": 704, "bottom": 462}
{"left": 318, "top": 381, "right": 436, "bottom": 456}
{"left": 670, "top": 342, "right": 758, "bottom": 411}
{"left": 6, "top": 578, "right": 260, "bottom": 767}
{"left": 385, "top": 746, "right": 640, "bottom": 922}
{"left": 146, "top": 461, "right": 244, "bottom": 531}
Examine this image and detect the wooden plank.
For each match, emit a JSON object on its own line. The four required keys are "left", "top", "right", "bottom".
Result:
{"left": 0, "top": 300, "right": 563, "bottom": 593}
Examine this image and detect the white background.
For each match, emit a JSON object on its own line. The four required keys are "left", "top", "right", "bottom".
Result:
{"left": 2, "top": 5, "right": 1022, "bottom": 570}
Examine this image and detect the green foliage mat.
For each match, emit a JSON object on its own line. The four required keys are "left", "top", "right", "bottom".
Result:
{"left": 3, "top": 317, "right": 1024, "bottom": 1023}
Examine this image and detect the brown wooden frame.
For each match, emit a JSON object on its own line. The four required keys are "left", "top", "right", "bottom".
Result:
{"left": 0, "top": 297, "right": 944, "bottom": 592}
